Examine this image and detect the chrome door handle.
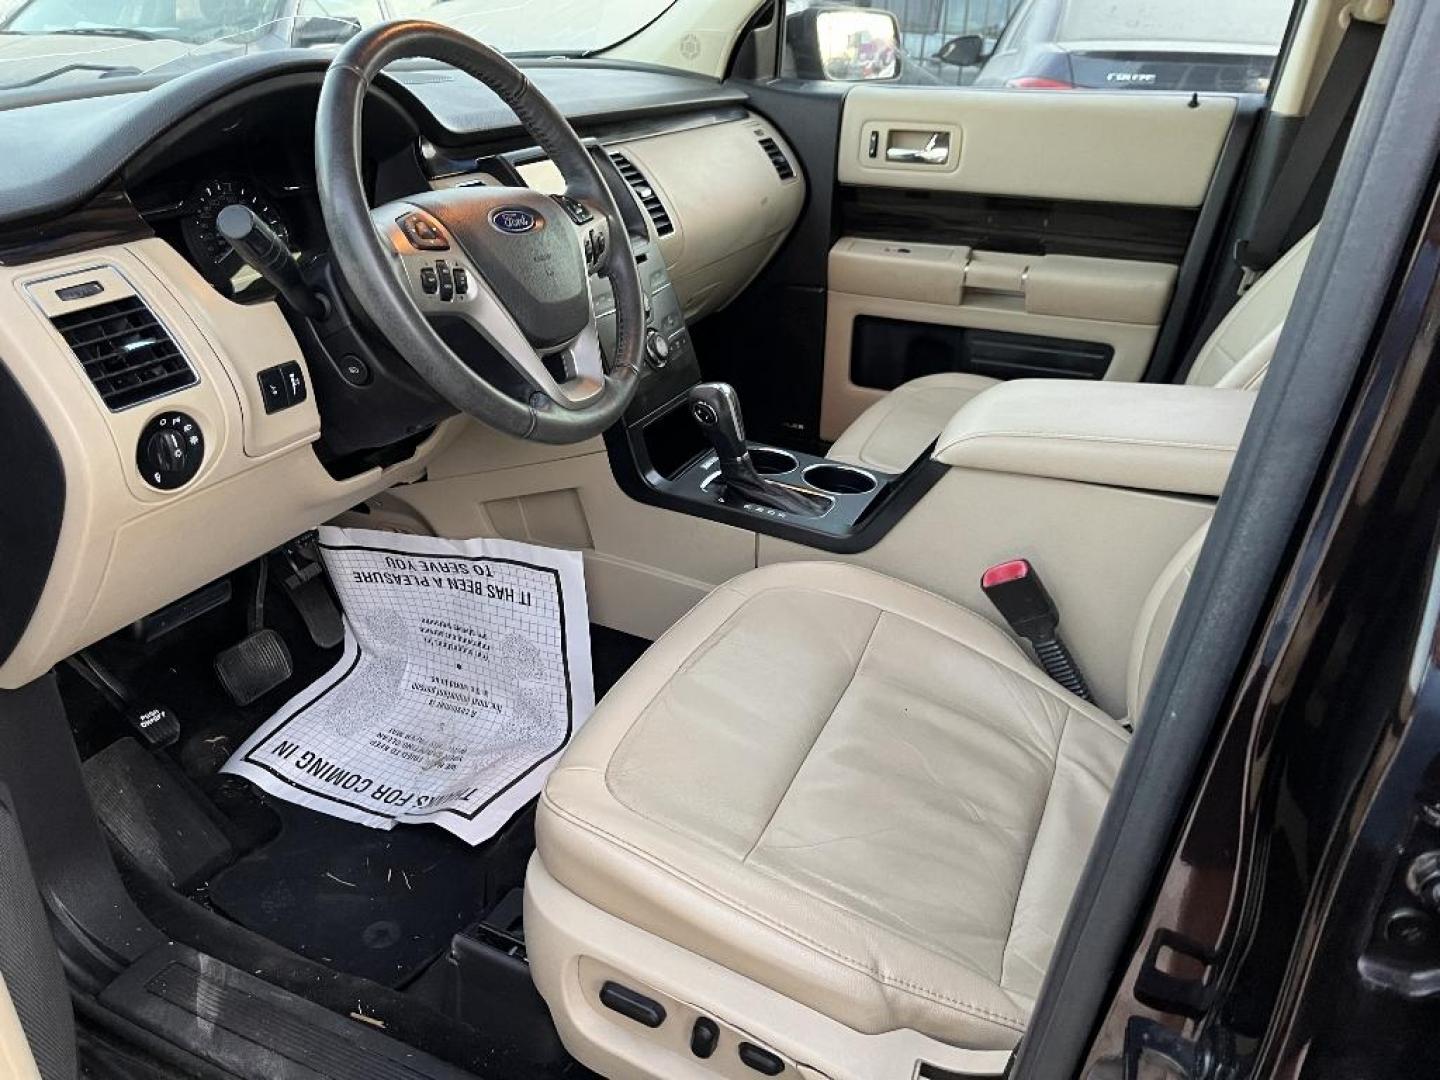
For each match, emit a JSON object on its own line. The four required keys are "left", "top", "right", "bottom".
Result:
{"left": 885, "top": 132, "right": 949, "bottom": 165}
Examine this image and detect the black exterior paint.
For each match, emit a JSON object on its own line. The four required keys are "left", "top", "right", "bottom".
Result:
{"left": 1081, "top": 161, "right": 1440, "bottom": 1080}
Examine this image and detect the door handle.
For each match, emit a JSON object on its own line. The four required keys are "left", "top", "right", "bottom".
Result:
{"left": 885, "top": 132, "right": 949, "bottom": 165}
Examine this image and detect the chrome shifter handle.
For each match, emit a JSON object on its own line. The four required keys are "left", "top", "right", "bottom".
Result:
{"left": 687, "top": 382, "right": 748, "bottom": 463}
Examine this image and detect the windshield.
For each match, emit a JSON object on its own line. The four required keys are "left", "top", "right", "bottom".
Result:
{"left": 0, "top": 0, "right": 677, "bottom": 94}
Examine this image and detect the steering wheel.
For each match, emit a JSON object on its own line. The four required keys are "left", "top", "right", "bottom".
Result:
{"left": 315, "top": 21, "right": 646, "bottom": 443}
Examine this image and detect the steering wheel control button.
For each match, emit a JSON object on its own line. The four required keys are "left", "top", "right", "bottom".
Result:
{"left": 690, "top": 1017, "right": 719, "bottom": 1059}
{"left": 397, "top": 211, "right": 449, "bottom": 251}
{"left": 551, "top": 193, "right": 593, "bottom": 224}
{"left": 435, "top": 260, "right": 455, "bottom": 302}
{"left": 644, "top": 329, "right": 671, "bottom": 369}
{"left": 336, "top": 354, "right": 372, "bottom": 388}
{"left": 452, "top": 266, "right": 469, "bottom": 296}
{"left": 420, "top": 266, "right": 438, "bottom": 294}
{"left": 137, "top": 411, "right": 203, "bottom": 491}
{"left": 598, "top": 981, "right": 665, "bottom": 1029}
{"left": 738, "top": 1042, "right": 784, "bottom": 1076}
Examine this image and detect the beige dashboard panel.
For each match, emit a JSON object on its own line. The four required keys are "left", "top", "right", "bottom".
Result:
{"left": 612, "top": 117, "right": 804, "bottom": 320}
{"left": 839, "top": 86, "right": 1236, "bottom": 207}
{"left": 436, "top": 114, "right": 803, "bottom": 323}
{"left": 0, "top": 239, "right": 452, "bottom": 689}
{"left": 822, "top": 239, "right": 1173, "bottom": 440}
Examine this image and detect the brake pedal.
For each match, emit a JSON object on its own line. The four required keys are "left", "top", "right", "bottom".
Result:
{"left": 215, "top": 628, "right": 293, "bottom": 707}
{"left": 215, "top": 558, "right": 294, "bottom": 706}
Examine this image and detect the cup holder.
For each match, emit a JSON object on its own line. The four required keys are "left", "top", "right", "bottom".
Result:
{"left": 751, "top": 447, "right": 799, "bottom": 475}
{"left": 802, "top": 463, "right": 878, "bottom": 495}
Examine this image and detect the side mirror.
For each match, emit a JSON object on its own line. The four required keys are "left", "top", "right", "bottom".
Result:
{"left": 936, "top": 33, "right": 987, "bottom": 68}
{"left": 786, "top": 6, "right": 902, "bottom": 83}
{"left": 291, "top": 15, "right": 361, "bottom": 48}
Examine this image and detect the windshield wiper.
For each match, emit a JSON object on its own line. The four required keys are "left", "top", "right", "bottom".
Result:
{"left": 43, "top": 26, "right": 162, "bottom": 40}
{"left": 0, "top": 61, "right": 143, "bottom": 90}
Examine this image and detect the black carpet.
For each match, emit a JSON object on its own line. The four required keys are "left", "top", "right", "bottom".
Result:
{"left": 196, "top": 622, "right": 650, "bottom": 988}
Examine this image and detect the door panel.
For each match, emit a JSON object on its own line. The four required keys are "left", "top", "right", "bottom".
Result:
{"left": 823, "top": 86, "right": 1244, "bottom": 439}
{"left": 838, "top": 87, "right": 1235, "bottom": 204}
{"left": 824, "top": 237, "right": 1177, "bottom": 437}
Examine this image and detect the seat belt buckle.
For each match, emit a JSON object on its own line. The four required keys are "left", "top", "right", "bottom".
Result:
{"left": 1233, "top": 239, "right": 1259, "bottom": 295}
{"left": 981, "top": 559, "right": 1096, "bottom": 704}
{"left": 980, "top": 560, "right": 1059, "bottom": 643}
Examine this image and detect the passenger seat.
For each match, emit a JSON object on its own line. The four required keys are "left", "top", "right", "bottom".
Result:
{"left": 827, "top": 231, "right": 1317, "bottom": 474}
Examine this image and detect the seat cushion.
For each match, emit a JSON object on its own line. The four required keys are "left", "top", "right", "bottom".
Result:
{"left": 827, "top": 373, "right": 998, "bottom": 473}
{"left": 535, "top": 562, "right": 1129, "bottom": 1050}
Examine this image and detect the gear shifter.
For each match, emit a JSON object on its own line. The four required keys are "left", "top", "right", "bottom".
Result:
{"left": 687, "top": 383, "right": 829, "bottom": 517}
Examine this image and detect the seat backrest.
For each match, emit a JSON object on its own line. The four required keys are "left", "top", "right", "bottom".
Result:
{"left": 1185, "top": 229, "right": 1317, "bottom": 391}
{"left": 1125, "top": 523, "right": 1209, "bottom": 725}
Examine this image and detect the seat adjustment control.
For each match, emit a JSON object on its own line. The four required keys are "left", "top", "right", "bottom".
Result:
{"left": 598, "top": 981, "right": 666, "bottom": 1028}
{"left": 738, "top": 1041, "right": 784, "bottom": 1075}
{"left": 690, "top": 1017, "right": 719, "bottom": 1059}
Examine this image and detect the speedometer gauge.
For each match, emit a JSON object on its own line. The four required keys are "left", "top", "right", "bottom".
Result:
{"left": 181, "top": 178, "right": 292, "bottom": 286}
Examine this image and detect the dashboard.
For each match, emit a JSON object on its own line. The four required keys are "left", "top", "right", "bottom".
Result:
{"left": 0, "top": 54, "right": 805, "bottom": 689}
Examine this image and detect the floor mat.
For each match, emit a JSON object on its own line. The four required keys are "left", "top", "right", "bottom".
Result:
{"left": 207, "top": 799, "right": 499, "bottom": 987}
{"left": 591, "top": 624, "right": 650, "bottom": 700}
{"left": 82, "top": 737, "right": 233, "bottom": 890}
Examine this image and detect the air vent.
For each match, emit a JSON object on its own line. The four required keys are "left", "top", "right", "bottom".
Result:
{"left": 50, "top": 295, "right": 196, "bottom": 411}
{"left": 757, "top": 135, "right": 796, "bottom": 181}
{"left": 608, "top": 152, "right": 674, "bottom": 237}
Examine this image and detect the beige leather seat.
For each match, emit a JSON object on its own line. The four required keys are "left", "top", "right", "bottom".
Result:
{"left": 526, "top": 528, "right": 1208, "bottom": 1079}
{"left": 827, "top": 231, "right": 1316, "bottom": 473}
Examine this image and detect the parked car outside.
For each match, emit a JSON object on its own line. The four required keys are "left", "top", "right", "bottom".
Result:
{"left": 956, "top": 0, "right": 1294, "bottom": 91}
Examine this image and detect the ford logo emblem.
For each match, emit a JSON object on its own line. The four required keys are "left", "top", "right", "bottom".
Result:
{"left": 490, "top": 207, "right": 540, "bottom": 234}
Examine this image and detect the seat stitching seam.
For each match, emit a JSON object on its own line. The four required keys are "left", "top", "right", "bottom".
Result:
{"left": 997, "top": 711, "right": 1070, "bottom": 992}
{"left": 741, "top": 607, "right": 885, "bottom": 862}
{"left": 940, "top": 430, "right": 1238, "bottom": 455}
{"left": 541, "top": 792, "right": 1029, "bottom": 1031}
{"left": 849, "top": 666, "right": 1058, "bottom": 770}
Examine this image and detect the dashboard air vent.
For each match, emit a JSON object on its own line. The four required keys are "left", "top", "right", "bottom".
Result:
{"left": 50, "top": 295, "right": 195, "bottom": 411}
{"left": 608, "top": 152, "right": 674, "bottom": 237}
{"left": 757, "top": 135, "right": 796, "bottom": 181}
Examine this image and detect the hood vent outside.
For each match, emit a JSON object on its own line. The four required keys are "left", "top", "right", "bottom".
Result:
{"left": 608, "top": 151, "right": 674, "bottom": 237}
{"left": 757, "top": 135, "right": 796, "bottom": 181}
{"left": 50, "top": 295, "right": 196, "bottom": 411}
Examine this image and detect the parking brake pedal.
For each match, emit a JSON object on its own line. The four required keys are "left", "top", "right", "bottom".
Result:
{"left": 280, "top": 534, "right": 344, "bottom": 649}
{"left": 981, "top": 559, "right": 1096, "bottom": 705}
{"left": 65, "top": 652, "right": 182, "bottom": 749}
{"left": 215, "top": 559, "right": 293, "bottom": 707}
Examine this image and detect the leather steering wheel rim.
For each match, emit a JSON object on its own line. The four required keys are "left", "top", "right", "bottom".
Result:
{"left": 316, "top": 20, "right": 645, "bottom": 443}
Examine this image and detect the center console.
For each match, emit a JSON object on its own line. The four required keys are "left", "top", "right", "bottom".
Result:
{"left": 603, "top": 261, "right": 946, "bottom": 553}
